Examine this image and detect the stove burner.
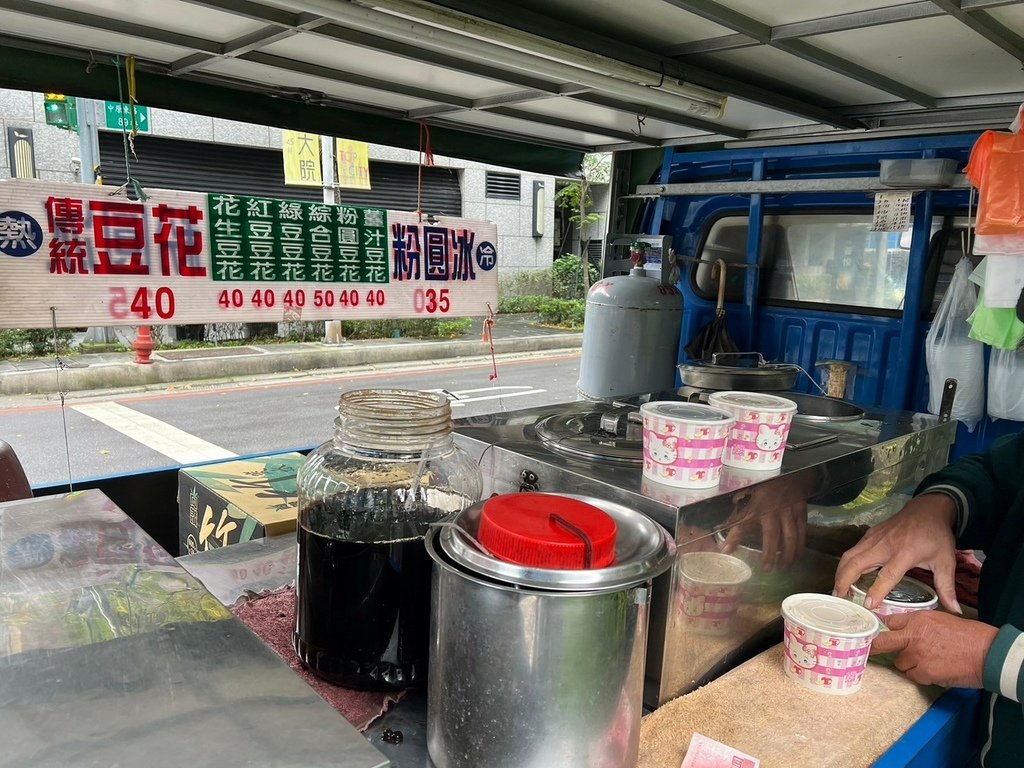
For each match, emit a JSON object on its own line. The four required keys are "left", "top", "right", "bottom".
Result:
{"left": 533, "top": 408, "right": 644, "bottom": 465}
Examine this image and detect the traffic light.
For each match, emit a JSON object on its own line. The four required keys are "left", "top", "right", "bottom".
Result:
{"left": 43, "top": 93, "right": 78, "bottom": 131}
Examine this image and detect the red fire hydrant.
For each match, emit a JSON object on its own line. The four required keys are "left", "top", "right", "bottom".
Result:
{"left": 133, "top": 325, "right": 155, "bottom": 365}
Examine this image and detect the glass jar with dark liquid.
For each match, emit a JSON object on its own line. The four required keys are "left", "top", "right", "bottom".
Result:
{"left": 294, "top": 389, "right": 481, "bottom": 690}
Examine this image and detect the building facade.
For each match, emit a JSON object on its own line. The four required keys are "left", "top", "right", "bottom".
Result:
{"left": 0, "top": 88, "right": 558, "bottom": 284}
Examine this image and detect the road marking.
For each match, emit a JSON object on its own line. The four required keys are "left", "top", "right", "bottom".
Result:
{"left": 71, "top": 402, "right": 237, "bottom": 463}
{"left": 426, "top": 385, "right": 547, "bottom": 406}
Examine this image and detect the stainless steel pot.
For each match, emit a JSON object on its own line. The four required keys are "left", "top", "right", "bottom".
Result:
{"left": 678, "top": 352, "right": 800, "bottom": 391}
{"left": 425, "top": 494, "right": 675, "bottom": 768}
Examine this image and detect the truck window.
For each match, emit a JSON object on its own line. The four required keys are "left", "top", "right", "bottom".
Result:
{"left": 694, "top": 213, "right": 908, "bottom": 312}
{"left": 924, "top": 226, "right": 984, "bottom": 316}
{"left": 693, "top": 216, "right": 775, "bottom": 302}
{"left": 764, "top": 214, "right": 909, "bottom": 311}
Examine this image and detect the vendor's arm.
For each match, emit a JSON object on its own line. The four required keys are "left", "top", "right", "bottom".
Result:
{"left": 873, "top": 611, "right": 1022, "bottom": 699}
{"left": 915, "top": 431, "right": 1024, "bottom": 552}
{"left": 834, "top": 431, "right": 1024, "bottom": 612}
{"left": 834, "top": 493, "right": 960, "bottom": 612}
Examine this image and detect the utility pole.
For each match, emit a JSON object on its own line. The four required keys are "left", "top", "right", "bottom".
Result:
{"left": 77, "top": 98, "right": 100, "bottom": 184}
{"left": 321, "top": 137, "right": 346, "bottom": 344}
{"left": 77, "top": 98, "right": 118, "bottom": 345}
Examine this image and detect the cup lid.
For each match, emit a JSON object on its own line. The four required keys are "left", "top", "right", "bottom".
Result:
{"left": 477, "top": 495, "right": 617, "bottom": 569}
{"left": 708, "top": 391, "right": 799, "bottom": 412}
{"left": 782, "top": 593, "right": 879, "bottom": 638}
{"left": 852, "top": 572, "right": 938, "bottom": 605}
{"left": 680, "top": 551, "right": 752, "bottom": 585}
{"left": 438, "top": 493, "right": 675, "bottom": 592}
{"left": 641, "top": 402, "right": 734, "bottom": 424}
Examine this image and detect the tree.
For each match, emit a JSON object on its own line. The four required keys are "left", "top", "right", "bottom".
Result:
{"left": 555, "top": 153, "right": 611, "bottom": 293}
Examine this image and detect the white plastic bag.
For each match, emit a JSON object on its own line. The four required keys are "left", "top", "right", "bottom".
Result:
{"left": 926, "top": 259, "right": 985, "bottom": 431}
{"left": 989, "top": 347, "right": 1024, "bottom": 420}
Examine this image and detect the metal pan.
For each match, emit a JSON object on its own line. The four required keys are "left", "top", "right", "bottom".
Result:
{"left": 678, "top": 352, "right": 800, "bottom": 391}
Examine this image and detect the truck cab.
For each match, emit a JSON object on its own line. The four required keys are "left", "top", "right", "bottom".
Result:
{"left": 642, "top": 132, "right": 1010, "bottom": 458}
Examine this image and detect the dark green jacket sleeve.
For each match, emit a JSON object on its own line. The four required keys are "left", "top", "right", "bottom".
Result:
{"left": 915, "top": 432, "right": 1024, "bottom": 551}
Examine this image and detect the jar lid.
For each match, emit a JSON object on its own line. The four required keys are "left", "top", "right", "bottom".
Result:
{"left": 478, "top": 495, "right": 617, "bottom": 570}
{"left": 437, "top": 493, "right": 675, "bottom": 592}
{"left": 852, "top": 572, "right": 938, "bottom": 605}
{"left": 708, "top": 391, "right": 799, "bottom": 412}
{"left": 782, "top": 594, "right": 879, "bottom": 638}
{"left": 640, "top": 402, "right": 734, "bottom": 424}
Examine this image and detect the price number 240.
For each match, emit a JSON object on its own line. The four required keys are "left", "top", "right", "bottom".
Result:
{"left": 108, "top": 287, "right": 175, "bottom": 321}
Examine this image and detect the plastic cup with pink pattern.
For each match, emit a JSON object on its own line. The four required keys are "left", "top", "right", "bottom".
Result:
{"left": 781, "top": 593, "right": 880, "bottom": 695}
{"left": 707, "top": 391, "right": 798, "bottom": 471}
{"left": 640, "top": 402, "right": 735, "bottom": 489}
{"left": 850, "top": 571, "right": 938, "bottom": 618}
{"left": 677, "top": 552, "right": 751, "bottom": 636}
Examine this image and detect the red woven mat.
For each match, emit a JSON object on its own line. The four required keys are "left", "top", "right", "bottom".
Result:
{"left": 232, "top": 586, "right": 406, "bottom": 732}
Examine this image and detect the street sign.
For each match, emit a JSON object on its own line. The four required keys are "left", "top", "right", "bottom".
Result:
{"left": 0, "top": 179, "right": 500, "bottom": 328}
{"left": 104, "top": 101, "right": 150, "bottom": 133}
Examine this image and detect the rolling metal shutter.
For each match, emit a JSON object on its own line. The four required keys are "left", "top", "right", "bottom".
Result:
{"left": 98, "top": 132, "right": 461, "bottom": 215}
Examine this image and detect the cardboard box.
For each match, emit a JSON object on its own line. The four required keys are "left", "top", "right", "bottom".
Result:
{"left": 178, "top": 453, "right": 305, "bottom": 556}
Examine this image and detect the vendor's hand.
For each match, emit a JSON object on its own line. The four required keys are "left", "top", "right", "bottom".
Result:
{"left": 721, "top": 485, "right": 807, "bottom": 572}
{"left": 833, "top": 494, "right": 961, "bottom": 613}
{"left": 873, "top": 611, "right": 998, "bottom": 689}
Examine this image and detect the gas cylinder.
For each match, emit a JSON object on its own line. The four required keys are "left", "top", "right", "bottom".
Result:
{"left": 576, "top": 268, "right": 683, "bottom": 400}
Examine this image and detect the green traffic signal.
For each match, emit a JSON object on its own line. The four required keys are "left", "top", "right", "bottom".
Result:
{"left": 43, "top": 94, "right": 78, "bottom": 131}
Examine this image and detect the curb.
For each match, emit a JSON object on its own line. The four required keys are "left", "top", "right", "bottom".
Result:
{"left": 0, "top": 334, "right": 582, "bottom": 396}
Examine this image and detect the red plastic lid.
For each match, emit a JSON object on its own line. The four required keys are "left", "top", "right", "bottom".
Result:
{"left": 477, "top": 495, "right": 617, "bottom": 570}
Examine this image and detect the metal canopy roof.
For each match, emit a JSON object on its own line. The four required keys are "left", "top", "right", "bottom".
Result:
{"left": 0, "top": 0, "right": 1022, "bottom": 174}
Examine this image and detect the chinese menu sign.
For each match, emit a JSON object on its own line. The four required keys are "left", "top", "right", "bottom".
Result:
{"left": 0, "top": 179, "right": 499, "bottom": 328}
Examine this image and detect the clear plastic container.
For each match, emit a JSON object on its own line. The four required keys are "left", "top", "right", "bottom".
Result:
{"left": 293, "top": 389, "right": 482, "bottom": 690}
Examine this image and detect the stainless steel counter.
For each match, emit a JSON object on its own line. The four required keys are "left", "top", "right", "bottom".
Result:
{"left": 178, "top": 533, "right": 429, "bottom": 768}
{"left": 0, "top": 490, "right": 389, "bottom": 768}
{"left": 452, "top": 398, "right": 958, "bottom": 706}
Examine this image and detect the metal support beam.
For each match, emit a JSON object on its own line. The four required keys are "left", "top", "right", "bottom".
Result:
{"left": 930, "top": 0, "right": 1024, "bottom": 61}
{"left": 178, "top": 0, "right": 301, "bottom": 26}
{"left": 313, "top": 24, "right": 744, "bottom": 135}
{"left": 0, "top": 0, "right": 221, "bottom": 52}
{"left": 423, "top": 0, "right": 859, "bottom": 128}
{"left": 407, "top": 87, "right": 587, "bottom": 120}
{"left": 662, "top": 0, "right": 937, "bottom": 106}
{"left": 487, "top": 107, "right": 662, "bottom": 146}
{"left": 572, "top": 93, "right": 748, "bottom": 138}
{"left": 660, "top": 0, "right": 1021, "bottom": 56}
{"left": 637, "top": 176, "right": 971, "bottom": 197}
{"left": 772, "top": 39, "right": 936, "bottom": 107}
{"left": 170, "top": 16, "right": 330, "bottom": 75}
{"left": 237, "top": 51, "right": 476, "bottom": 108}
{"left": 662, "top": 0, "right": 770, "bottom": 40}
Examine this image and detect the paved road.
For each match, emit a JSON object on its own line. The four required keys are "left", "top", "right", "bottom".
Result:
{"left": 0, "top": 353, "right": 581, "bottom": 487}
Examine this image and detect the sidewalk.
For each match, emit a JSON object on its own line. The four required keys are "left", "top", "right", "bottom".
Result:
{"left": 0, "top": 314, "right": 582, "bottom": 396}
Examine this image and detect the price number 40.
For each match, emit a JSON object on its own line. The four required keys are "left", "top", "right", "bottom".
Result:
{"left": 109, "top": 287, "right": 175, "bottom": 320}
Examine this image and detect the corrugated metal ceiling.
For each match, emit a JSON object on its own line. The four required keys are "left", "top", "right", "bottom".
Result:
{"left": 0, "top": 0, "right": 1021, "bottom": 171}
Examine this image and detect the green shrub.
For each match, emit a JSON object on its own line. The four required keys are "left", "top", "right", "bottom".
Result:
{"left": 498, "top": 268, "right": 552, "bottom": 298}
{"left": 434, "top": 318, "right": 473, "bottom": 338}
{"left": 538, "top": 298, "right": 585, "bottom": 329}
{"left": 0, "top": 328, "right": 73, "bottom": 359}
{"left": 498, "top": 295, "right": 546, "bottom": 314}
{"left": 341, "top": 318, "right": 470, "bottom": 339}
{"left": 552, "top": 254, "right": 598, "bottom": 300}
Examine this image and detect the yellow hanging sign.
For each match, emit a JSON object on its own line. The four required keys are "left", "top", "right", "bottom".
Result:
{"left": 335, "top": 138, "right": 372, "bottom": 190}
{"left": 282, "top": 130, "right": 322, "bottom": 187}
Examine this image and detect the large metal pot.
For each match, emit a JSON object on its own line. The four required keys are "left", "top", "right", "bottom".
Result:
{"left": 426, "top": 494, "right": 675, "bottom": 768}
{"left": 678, "top": 352, "right": 800, "bottom": 391}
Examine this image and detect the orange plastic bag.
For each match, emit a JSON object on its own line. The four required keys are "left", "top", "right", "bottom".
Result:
{"left": 967, "top": 129, "right": 1024, "bottom": 234}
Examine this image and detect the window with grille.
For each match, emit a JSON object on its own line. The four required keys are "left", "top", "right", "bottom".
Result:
{"left": 486, "top": 171, "right": 521, "bottom": 200}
